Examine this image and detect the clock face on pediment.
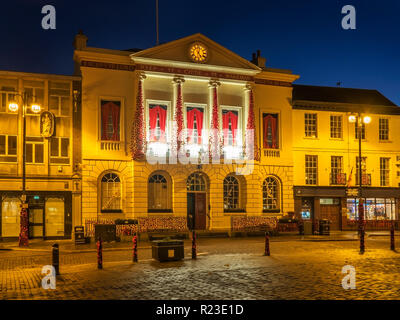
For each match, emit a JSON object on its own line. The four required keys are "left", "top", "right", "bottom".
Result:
{"left": 189, "top": 42, "right": 208, "bottom": 63}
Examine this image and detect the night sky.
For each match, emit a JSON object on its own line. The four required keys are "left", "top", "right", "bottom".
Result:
{"left": 1, "top": 0, "right": 399, "bottom": 105}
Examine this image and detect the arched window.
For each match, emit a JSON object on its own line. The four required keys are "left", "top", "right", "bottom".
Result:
{"left": 263, "top": 176, "right": 280, "bottom": 212}
{"left": 101, "top": 172, "right": 122, "bottom": 212}
{"left": 187, "top": 172, "right": 206, "bottom": 192}
{"left": 148, "top": 173, "right": 171, "bottom": 212}
{"left": 223, "top": 175, "right": 239, "bottom": 210}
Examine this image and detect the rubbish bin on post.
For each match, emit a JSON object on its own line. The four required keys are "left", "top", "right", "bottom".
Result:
{"left": 319, "top": 219, "right": 330, "bottom": 235}
{"left": 74, "top": 226, "right": 85, "bottom": 245}
{"left": 152, "top": 239, "right": 184, "bottom": 262}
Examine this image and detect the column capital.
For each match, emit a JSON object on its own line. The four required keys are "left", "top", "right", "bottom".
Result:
{"left": 244, "top": 83, "right": 254, "bottom": 92}
{"left": 172, "top": 76, "right": 185, "bottom": 84}
{"left": 137, "top": 72, "right": 147, "bottom": 81}
{"left": 208, "top": 79, "right": 221, "bottom": 88}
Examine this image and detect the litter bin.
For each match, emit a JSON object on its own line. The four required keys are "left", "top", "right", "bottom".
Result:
{"left": 319, "top": 219, "right": 330, "bottom": 235}
{"left": 303, "top": 221, "right": 313, "bottom": 235}
{"left": 74, "top": 226, "right": 85, "bottom": 244}
{"left": 94, "top": 224, "right": 116, "bottom": 242}
{"left": 152, "top": 239, "right": 184, "bottom": 262}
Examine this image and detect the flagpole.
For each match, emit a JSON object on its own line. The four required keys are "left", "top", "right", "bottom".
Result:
{"left": 156, "top": 0, "right": 159, "bottom": 46}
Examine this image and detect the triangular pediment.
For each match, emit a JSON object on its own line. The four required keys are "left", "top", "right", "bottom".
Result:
{"left": 130, "top": 33, "right": 260, "bottom": 72}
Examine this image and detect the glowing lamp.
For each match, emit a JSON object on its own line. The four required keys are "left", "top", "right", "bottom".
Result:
{"left": 363, "top": 116, "right": 371, "bottom": 124}
{"left": 348, "top": 115, "right": 356, "bottom": 123}
{"left": 8, "top": 102, "right": 19, "bottom": 112}
{"left": 31, "top": 104, "right": 41, "bottom": 113}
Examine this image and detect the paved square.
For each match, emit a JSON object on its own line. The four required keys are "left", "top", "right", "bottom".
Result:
{"left": 1, "top": 237, "right": 399, "bottom": 299}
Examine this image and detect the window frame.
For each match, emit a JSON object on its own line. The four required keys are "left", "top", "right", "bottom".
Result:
{"left": 220, "top": 105, "right": 243, "bottom": 148}
{"left": 0, "top": 87, "right": 16, "bottom": 114}
{"left": 380, "top": 157, "right": 390, "bottom": 187}
{"left": 262, "top": 176, "right": 281, "bottom": 213}
{"left": 100, "top": 172, "right": 123, "bottom": 213}
{"left": 329, "top": 114, "right": 343, "bottom": 139}
{"left": 48, "top": 81, "right": 72, "bottom": 117}
{"left": 379, "top": 118, "right": 389, "bottom": 141}
{"left": 304, "top": 113, "right": 318, "bottom": 138}
{"left": 305, "top": 155, "right": 318, "bottom": 185}
{"left": 184, "top": 102, "right": 208, "bottom": 147}
{"left": 148, "top": 171, "right": 172, "bottom": 213}
{"left": 49, "top": 136, "right": 70, "bottom": 165}
{"left": 260, "top": 110, "right": 280, "bottom": 150}
{"left": 26, "top": 136, "right": 44, "bottom": 164}
{"left": 98, "top": 96, "right": 125, "bottom": 143}
{"left": 145, "top": 99, "right": 171, "bottom": 143}
{"left": 223, "top": 175, "right": 243, "bottom": 212}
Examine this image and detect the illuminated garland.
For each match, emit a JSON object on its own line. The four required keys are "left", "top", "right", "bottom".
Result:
{"left": 19, "top": 208, "right": 29, "bottom": 247}
{"left": 209, "top": 86, "right": 221, "bottom": 160}
{"left": 173, "top": 81, "right": 185, "bottom": 154}
{"left": 245, "top": 89, "right": 260, "bottom": 161}
{"left": 131, "top": 78, "right": 146, "bottom": 160}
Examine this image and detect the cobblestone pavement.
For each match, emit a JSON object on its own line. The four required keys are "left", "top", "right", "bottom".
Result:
{"left": 1, "top": 237, "right": 400, "bottom": 300}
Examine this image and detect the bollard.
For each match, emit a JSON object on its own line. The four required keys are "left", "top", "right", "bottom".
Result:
{"left": 264, "top": 232, "right": 270, "bottom": 256}
{"left": 97, "top": 237, "right": 103, "bottom": 269}
{"left": 359, "top": 225, "right": 365, "bottom": 254}
{"left": 132, "top": 233, "right": 138, "bottom": 262}
{"left": 192, "top": 230, "right": 197, "bottom": 260}
{"left": 391, "top": 223, "right": 395, "bottom": 251}
{"left": 52, "top": 243, "right": 60, "bottom": 275}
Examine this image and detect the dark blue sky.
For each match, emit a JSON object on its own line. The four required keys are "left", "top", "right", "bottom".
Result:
{"left": 1, "top": 0, "right": 399, "bottom": 105}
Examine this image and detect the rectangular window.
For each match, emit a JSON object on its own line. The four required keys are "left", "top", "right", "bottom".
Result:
{"left": 304, "top": 113, "right": 317, "bottom": 138}
{"left": 26, "top": 137, "right": 44, "bottom": 164}
{"left": 0, "top": 87, "right": 16, "bottom": 113}
{"left": 379, "top": 118, "right": 389, "bottom": 141}
{"left": 50, "top": 137, "right": 69, "bottom": 164}
{"left": 305, "top": 155, "right": 318, "bottom": 185}
{"left": 347, "top": 198, "right": 396, "bottom": 220}
{"left": 101, "top": 100, "right": 121, "bottom": 141}
{"left": 222, "top": 109, "right": 239, "bottom": 146}
{"left": 148, "top": 104, "right": 168, "bottom": 143}
{"left": 330, "top": 115, "right": 342, "bottom": 139}
{"left": 380, "top": 157, "right": 390, "bottom": 186}
{"left": 0, "top": 135, "right": 17, "bottom": 162}
{"left": 49, "top": 82, "right": 71, "bottom": 116}
{"left": 186, "top": 106, "right": 204, "bottom": 145}
{"left": 263, "top": 113, "right": 279, "bottom": 149}
{"left": 355, "top": 122, "right": 366, "bottom": 140}
{"left": 23, "top": 83, "right": 44, "bottom": 115}
{"left": 331, "top": 156, "right": 345, "bottom": 185}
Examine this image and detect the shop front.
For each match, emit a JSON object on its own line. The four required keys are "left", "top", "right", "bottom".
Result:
{"left": 0, "top": 191, "right": 72, "bottom": 240}
{"left": 294, "top": 186, "right": 399, "bottom": 231}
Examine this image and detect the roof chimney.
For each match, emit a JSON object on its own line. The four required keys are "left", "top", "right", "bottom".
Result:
{"left": 73, "top": 30, "right": 88, "bottom": 50}
{"left": 251, "top": 50, "right": 266, "bottom": 69}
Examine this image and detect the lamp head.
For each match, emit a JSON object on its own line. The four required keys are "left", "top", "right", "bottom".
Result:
{"left": 30, "top": 104, "right": 41, "bottom": 113}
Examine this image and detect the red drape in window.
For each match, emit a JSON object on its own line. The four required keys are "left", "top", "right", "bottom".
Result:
{"left": 222, "top": 111, "right": 238, "bottom": 145}
{"left": 187, "top": 108, "right": 203, "bottom": 144}
{"left": 149, "top": 106, "right": 167, "bottom": 142}
{"left": 101, "top": 102, "right": 120, "bottom": 141}
{"left": 111, "top": 103, "right": 120, "bottom": 141}
{"left": 101, "top": 103, "right": 110, "bottom": 140}
{"left": 263, "top": 114, "right": 277, "bottom": 149}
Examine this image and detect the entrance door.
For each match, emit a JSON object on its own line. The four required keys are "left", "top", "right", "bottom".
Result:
{"left": 28, "top": 207, "right": 44, "bottom": 238}
{"left": 187, "top": 193, "right": 207, "bottom": 230}
{"left": 320, "top": 198, "right": 341, "bottom": 230}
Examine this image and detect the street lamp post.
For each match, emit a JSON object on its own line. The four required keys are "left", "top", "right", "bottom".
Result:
{"left": 9, "top": 92, "right": 41, "bottom": 247}
{"left": 349, "top": 113, "right": 371, "bottom": 254}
